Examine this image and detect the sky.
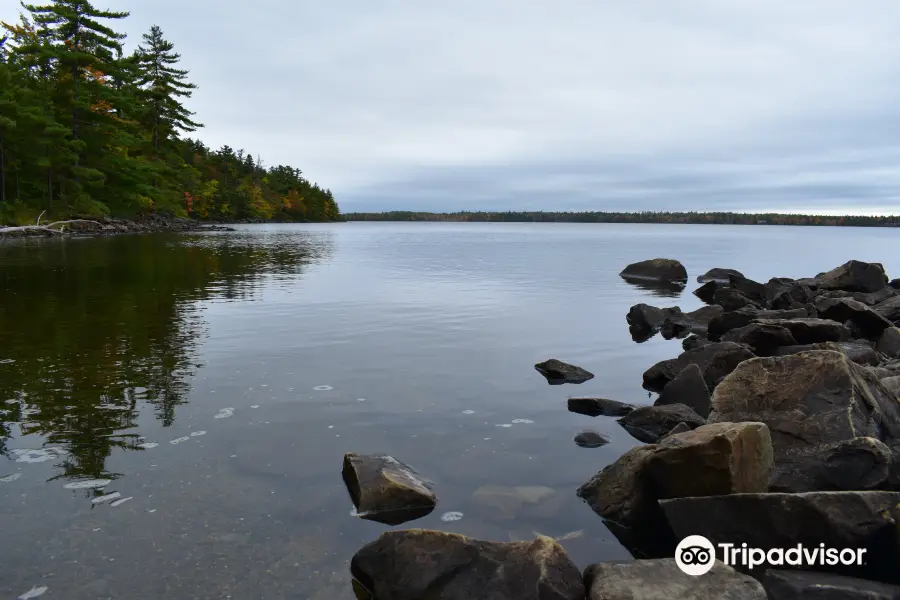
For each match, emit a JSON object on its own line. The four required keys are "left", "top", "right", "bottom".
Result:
{"left": 5, "top": 0, "right": 900, "bottom": 214}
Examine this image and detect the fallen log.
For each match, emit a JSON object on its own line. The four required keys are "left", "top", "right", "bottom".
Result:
{"left": 0, "top": 225, "right": 64, "bottom": 237}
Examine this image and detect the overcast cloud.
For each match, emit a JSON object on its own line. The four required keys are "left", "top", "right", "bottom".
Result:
{"left": 6, "top": 0, "right": 900, "bottom": 213}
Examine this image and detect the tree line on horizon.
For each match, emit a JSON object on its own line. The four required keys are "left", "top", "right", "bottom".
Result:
{"left": 343, "top": 210, "right": 900, "bottom": 227}
{"left": 0, "top": 1, "right": 340, "bottom": 225}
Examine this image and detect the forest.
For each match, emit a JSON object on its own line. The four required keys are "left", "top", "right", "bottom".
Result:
{"left": 344, "top": 210, "right": 900, "bottom": 227}
{"left": 0, "top": 1, "right": 341, "bottom": 225}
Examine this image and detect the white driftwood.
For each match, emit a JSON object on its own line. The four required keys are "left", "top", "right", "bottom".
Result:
{"left": 0, "top": 225, "right": 63, "bottom": 236}
{"left": 36, "top": 210, "right": 46, "bottom": 226}
{"left": 45, "top": 219, "right": 106, "bottom": 230}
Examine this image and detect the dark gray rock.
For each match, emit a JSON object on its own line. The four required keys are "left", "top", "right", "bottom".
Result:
{"left": 567, "top": 397, "right": 636, "bottom": 417}
{"left": 535, "top": 359, "right": 594, "bottom": 385}
{"left": 814, "top": 297, "right": 893, "bottom": 341}
{"left": 618, "top": 403, "right": 706, "bottom": 443}
{"left": 707, "top": 307, "right": 808, "bottom": 340}
{"left": 878, "top": 328, "right": 900, "bottom": 359}
{"left": 660, "top": 492, "right": 900, "bottom": 583}
{"left": 654, "top": 363, "right": 712, "bottom": 418}
{"left": 875, "top": 296, "right": 900, "bottom": 323}
{"left": 342, "top": 453, "right": 437, "bottom": 525}
{"left": 682, "top": 334, "right": 710, "bottom": 352}
{"left": 769, "top": 437, "right": 893, "bottom": 493}
{"left": 659, "top": 421, "right": 692, "bottom": 441}
{"left": 620, "top": 258, "right": 688, "bottom": 285}
{"left": 708, "top": 351, "right": 900, "bottom": 492}
{"left": 817, "top": 260, "right": 888, "bottom": 293}
{"left": 774, "top": 341, "right": 880, "bottom": 366}
{"left": 642, "top": 342, "right": 756, "bottom": 393}
{"left": 627, "top": 303, "right": 682, "bottom": 341}
{"left": 350, "top": 530, "right": 585, "bottom": 600}
{"left": 722, "top": 323, "right": 798, "bottom": 357}
{"left": 766, "top": 278, "right": 814, "bottom": 310}
{"left": 753, "top": 318, "right": 851, "bottom": 345}
{"left": 585, "top": 559, "right": 767, "bottom": 600}
{"left": 882, "top": 376, "right": 900, "bottom": 397}
{"left": 694, "top": 280, "right": 724, "bottom": 304}
{"left": 729, "top": 274, "right": 768, "bottom": 304}
{"left": 763, "top": 569, "right": 900, "bottom": 600}
{"left": 853, "top": 287, "right": 898, "bottom": 307}
{"left": 660, "top": 305, "right": 725, "bottom": 340}
{"left": 714, "top": 287, "right": 763, "bottom": 311}
{"left": 891, "top": 279, "right": 900, "bottom": 290}
{"left": 698, "top": 268, "right": 745, "bottom": 284}
{"left": 574, "top": 430, "right": 611, "bottom": 448}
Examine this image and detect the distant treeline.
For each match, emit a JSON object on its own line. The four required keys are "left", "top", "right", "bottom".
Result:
{"left": 343, "top": 211, "right": 900, "bottom": 227}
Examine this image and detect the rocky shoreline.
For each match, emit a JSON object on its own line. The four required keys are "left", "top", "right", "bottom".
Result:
{"left": 0, "top": 215, "right": 236, "bottom": 238}
{"left": 340, "top": 258, "right": 900, "bottom": 599}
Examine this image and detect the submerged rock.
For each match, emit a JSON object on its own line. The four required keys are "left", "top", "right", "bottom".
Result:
{"left": 763, "top": 569, "right": 900, "bottom": 600}
{"left": 567, "top": 397, "right": 636, "bottom": 417}
{"left": 642, "top": 342, "right": 755, "bottom": 393}
{"left": 472, "top": 485, "right": 562, "bottom": 520}
{"left": 697, "top": 267, "right": 745, "bottom": 284}
{"left": 342, "top": 453, "right": 436, "bottom": 525}
{"left": 816, "top": 260, "right": 888, "bottom": 293}
{"left": 584, "top": 559, "right": 766, "bottom": 600}
{"left": 653, "top": 363, "right": 711, "bottom": 418}
{"left": 350, "top": 530, "right": 585, "bottom": 600}
{"left": 620, "top": 258, "right": 688, "bottom": 285}
{"left": 534, "top": 359, "right": 594, "bottom": 385}
{"left": 574, "top": 430, "right": 611, "bottom": 448}
{"left": 660, "top": 491, "right": 900, "bottom": 583}
{"left": 618, "top": 403, "right": 706, "bottom": 443}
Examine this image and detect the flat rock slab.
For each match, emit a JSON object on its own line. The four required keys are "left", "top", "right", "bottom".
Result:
{"left": 763, "top": 569, "right": 900, "bottom": 600}
{"left": 618, "top": 403, "right": 706, "bottom": 443}
{"left": 660, "top": 491, "right": 900, "bottom": 583}
{"left": 535, "top": 359, "right": 594, "bottom": 385}
{"left": 342, "top": 453, "right": 436, "bottom": 525}
{"left": 874, "top": 296, "right": 900, "bottom": 323}
{"left": 620, "top": 258, "right": 688, "bottom": 284}
{"left": 351, "top": 530, "right": 585, "bottom": 600}
{"left": 774, "top": 342, "right": 880, "bottom": 366}
{"left": 584, "top": 559, "right": 766, "bottom": 600}
{"left": 568, "top": 397, "right": 636, "bottom": 417}
{"left": 642, "top": 342, "right": 755, "bottom": 393}
{"left": 752, "top": 318, "right": 851, "bottom": 345}
{"left": 708, "top": 307, "right": 808, "bottom": 340}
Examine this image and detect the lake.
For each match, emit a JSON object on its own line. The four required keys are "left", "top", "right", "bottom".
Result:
{"left": 1, "top": 222, "right": 898, "bottom": 599}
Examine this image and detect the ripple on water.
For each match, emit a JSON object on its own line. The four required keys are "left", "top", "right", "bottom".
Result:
{"left": 313, "top": 385, "right": 333, "bottom": 391}
{"left": 462, "top": 410, "right": 475, "bottom": 414}
{"left": 1, "top": 473, "right": 22, "bottom": 483}
{"left": 12, "top": 448, "right": 66, "bottom": 463}
{"left": 190, "top": 430, "right": 206, "bottom": 437}
{"left": 214, "top": 408, "right": 235, "bottom": 419}
{"left": 17, "top": 586, "right": 48, "bottom": 599}
{"left": 511, "top": 419, "right": 534, "bottom": 424}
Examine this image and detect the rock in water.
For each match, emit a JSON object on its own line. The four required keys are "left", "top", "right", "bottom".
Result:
{"left": 714, "top": 287, "right": 762, "bottom": 312}
{"left": 567, "top": 397, "right": 635, "bottom": 417}
{"left": 752, "top": 318, "right": 851, "bottom": 345}
{"left": 584, "top": 559, "right": 767, "bottom": 600}
{"left": 342, "top": 453, "right": 436, "bottom": 525}
{"left": 350, "top": 530, "right": 585, "bottom": 600}
{"left": 694, "top": 280, "right": 724, "bottom": 304}
{"left": 708, "top": 351, "right": 900, "bottom": 491}
{"left": 642, "top": 342, "right": 755, "bottom": 393}
{"left": 471, "top": 485, "right": 562, "bottom": 520}
{"left": 877, "top": 327, "right": 900, "bottom": 359}
{"left": 813, "top": 297, "right": 893, "bottom": 341}
{"left": 697, "top": 267, "right": 745, "bottom": 284}
{"left": 646, "top": 422, "right": 773, "bottom": 498}
{"left": 729, "top": 274, "right": 768, "bottom": 304}
{"left": 654, "top": 364, "right": 712, "bottom": 418}
{"left": 817, "top": 260, "right": 888, "bottom": 293}
{"left": 619, "top": 258, "right": 688, "bottom": 285}
{"left": 618, "top": 404, "right": 706, "bottom": 443}
{"left": 534, "top": 359, "right": 594, "bottom": 385}
{"left": 721, "top": 323, "right": 797, "bottom": 357}
{"left": 660, "top": 492, "right": 900, "bottom": 583}
{"left": 574, "top": 431, "right": 610, "bottom": 448}
{"left": 763, "top": 570, "right": 900, "bottom": 600}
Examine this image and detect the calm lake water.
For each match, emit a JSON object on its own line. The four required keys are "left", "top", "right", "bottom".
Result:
{"left": 1, "top": 222, "right": 899, "bottom": 599}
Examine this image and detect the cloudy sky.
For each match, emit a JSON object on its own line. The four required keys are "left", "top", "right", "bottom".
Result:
{"left": 6, "top": 1, "right": 900, "bottom": 214}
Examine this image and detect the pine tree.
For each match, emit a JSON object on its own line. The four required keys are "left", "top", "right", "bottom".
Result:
{"left": 136, "top": 25, "right": 201, "bottom": 153}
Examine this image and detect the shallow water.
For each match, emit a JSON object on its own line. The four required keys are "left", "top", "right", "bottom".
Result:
{"left": 1, "top": 222, "right": 898, "bottom": 598}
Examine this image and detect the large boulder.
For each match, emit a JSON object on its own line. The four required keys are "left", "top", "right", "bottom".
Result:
{"left": 350, "top": 530, "right": 585, "bottom": 600}
{"left": 576, "top": 445, "right": 676, "bottom": 558}
{"left": 766, "top": 278, "right": 814, "bottom": 310}
{"left": 660, "top": 492, "right": 900, "bottom": 583}
{"left": 584, "top": 559, "right": 766, "bottom": 600}
{"left": 698, "top": 267, "right": 745, "bottom": 283}
{"left": 618, "top": 403, "right": 706, "bottom": 443}
{"left": 814, "top": 297, "right": 893, "bottom": 341}
{"left": 654, "top": 364, "right": 712, "bottom": 418}
{"left": 694, "top": 280, "right": 724, "bottom": 304}
{"left": 877, "top": 327, "right": 900, "bottom": 359}
{"left": 708, "top": 351, "right": 900, "bottom": 491}
{"left": 646, "top": 422, "right": 773, "bottom": 498}
{"left": 752, "top": 318, "right": 851, "bottom": 345}
{"left": 722, "top": 323, "right": 798, "bottom": 357}
{"left": 774, "top": 341, "right": 880, "bottom": 366}
{"left": 568, "top": 397, "right": 636, "bottom": 417}
{"left": 535, "top": 359, "right": 594, "bottom": 384}
{"left": 874, "top": 296, "right": 900, "bottom": 323}
{"left": 729, "top": 274, "right": 768, "bottom": 304}
{"left": 714, "top": 288, "right": 762, "bottom": 312}
{"left": 763, "top": 570, "right": 900, "bottom": 600}
{"left": 642, "top": 342, "right": 756, "bottom": 393}
{"left": 342, "top": 453, "right": 437, "bottom": 525}
{"left": 620, "top": 258, "right": 688, "bottom": 285}
{"left": 817, "top": 260, "right": 888, "bottom": 293}
{"left": 626, "top": 304, "right": 681, "bottom": 341}
{"left": 707, "top": 307, "right": 808, "bottom": 340}
{"left": 769, "top": 437, "right": 893, "bottom": 493}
